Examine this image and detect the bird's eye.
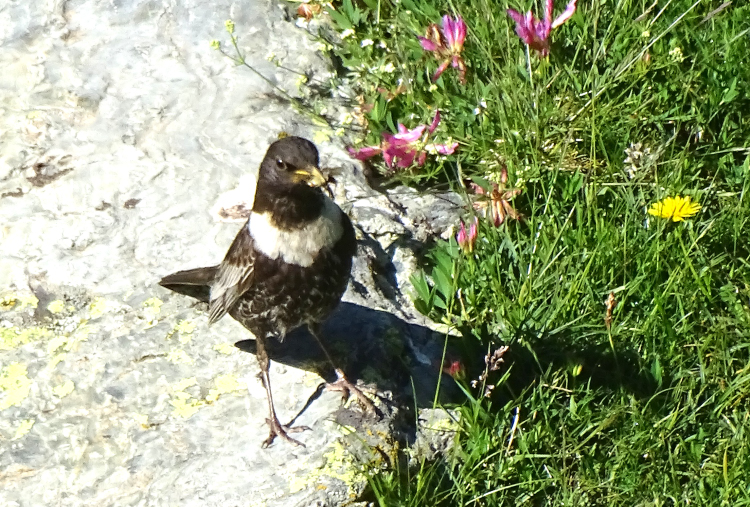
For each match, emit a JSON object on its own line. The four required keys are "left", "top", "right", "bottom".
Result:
{"left": 276, "top": 158, "right": 287, "bottom": 170}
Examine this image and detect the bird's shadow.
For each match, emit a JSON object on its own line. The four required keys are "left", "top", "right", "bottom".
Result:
{"left": 234, "top": 302, "right": 463, "bottom": 410}
{"left": 234, "top": 303, "right": 661, "bottom": 418}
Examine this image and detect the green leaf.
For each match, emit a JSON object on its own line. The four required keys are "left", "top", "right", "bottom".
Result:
{"left": 720, "top": 77, "right": 739, "bottom": 105}
{"left": 469, "top": 175, "right": 491, "bottom": 192}
{"left": 326, "top": 7, "right": 353, "bottom": 30}
{"left": 651, "top": 356, "right": 662, "bottom": 385}
{"left": 410, "top": 271, "right": 434, "bottom": 315}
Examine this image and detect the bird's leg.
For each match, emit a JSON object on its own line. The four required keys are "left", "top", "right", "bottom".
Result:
{"left": 256, "top": 334, "right": 310, "bottom": 447}
{"left": 307, "top": 323, "right": 379, "bottom": 416}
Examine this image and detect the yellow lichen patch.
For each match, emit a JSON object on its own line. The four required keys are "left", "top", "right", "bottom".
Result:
{"left": 1, "top": 326, "right": 52, "bottom": 351}
{"left": 17, "top": 293, "right": 39, "bottom": 309}
{"left": 205, "top": 374, "right": 244, "bottom": 403}
{"left": 168, "top": 374, "right": 246, "bottom": 418}
{"left": 133, "top": 413, "right": 150, "bottom": 429}
{"left": 48, "top": 353, "right": 67, "bottom": 371}
{"left": 142, "top": 298, "right": 163, "bottom": 328}
{"left": 288, "top": 440, "right": 367, "bottom": 495}
{"left": 175, "top": 320, "right": 196, "bottom": 334}
{"left": 166, "top": 348, "right": 194, "bottom": 365}
{"left": 170, "top": 392, "right": 204, "bottom": 419}
{"left": 46, "top": 324, "right": 91, "bottom": 356}
{"left": 0, "top": 293, "right": 39, "bottom": 311}
{"left": 53, "top": 380, "right": 75, "bottom": 398}
{"left": 426, "top": 411, "right": 460, "bottom": 432}
{"left": 46, "top": 335, "right": 69, "bottom": 355}
{"left": 168, "top": 320, "right": 196, "bottom": 344}
{"left": 169, "top": 377, "right": 204, "bottom": 419}
{"left": 212, "top": 342, "right": 236, "bottom": 355}
{"left": 302, "top": 371, "right": 324, "bottom": 387}
{"left": 88, "top": 297, "right": 109, "bottom": 319}
{"left": 0, "top": 362, "right": 33, "bottom": 410}
{"left": 313, "top": 130, "right": 332, "bottom": 144}
{"left": 47, "top": 300, "right": 65, "bottom": 314}
{"left": 143, "top": 298, "right": 163, "bottom": 311}
{"left": 13, "top": 419, "right": 35, "bottom": 440}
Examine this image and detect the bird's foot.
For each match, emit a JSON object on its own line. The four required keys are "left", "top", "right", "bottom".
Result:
{"left": 325, "top": 368, "right": 380, "bottom": 416}
{"left": 262, "top": 417, "right": 310, "bottom": 448}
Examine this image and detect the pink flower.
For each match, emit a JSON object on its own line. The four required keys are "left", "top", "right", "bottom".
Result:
{"left": 456, "top": 218, "right": 478, "bottom": 253}
{"left": 443, "top": 359, "right": 464, "bottom": 379}
{"left": 418, "top": 15, "right": 468, "bottom": 83}
{"left": 507, "top": 0, "right": 576, "bottom": 57}
{"left": 348, "top": 110, "right": 458, "bottom": 170}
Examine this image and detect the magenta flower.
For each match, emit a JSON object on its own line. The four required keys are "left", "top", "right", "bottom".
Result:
{"left": 418, "top": 15, "right": 468, "bottom": 83}
{"left": 456, "top": 218, "right": 478, "bottom": 253}
{"left": 443, "top": 359, "right": 464, "bottom": 379}
{"left": 348, "top": 111, "right": 458, "bottom": 170}
{"left": 507, "top": 0, "right": 576, "bottom": 57}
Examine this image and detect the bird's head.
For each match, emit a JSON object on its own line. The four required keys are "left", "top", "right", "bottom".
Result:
{"left": 257, "top": 137, "right": 326, "bottom": 190}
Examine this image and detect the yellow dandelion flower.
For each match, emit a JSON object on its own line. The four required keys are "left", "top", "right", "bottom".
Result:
{"left": 648, "top": 195, "right": 701, "bottom": 222}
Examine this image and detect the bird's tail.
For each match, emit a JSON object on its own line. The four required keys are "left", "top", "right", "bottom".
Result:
{"left": 158, "top": 266, "right": 218, "bottom": 303}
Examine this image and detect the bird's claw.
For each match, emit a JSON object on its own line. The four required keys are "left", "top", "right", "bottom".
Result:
{"left": 325, "top": 368, "right": 380, "bottom": 416}
{"left": 262, "top": 417, "right": 310, "bottom": 448}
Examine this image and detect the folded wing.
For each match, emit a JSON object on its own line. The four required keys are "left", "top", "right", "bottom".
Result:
{"left": 208, "top": 226, "right": 257, "bottom": 324}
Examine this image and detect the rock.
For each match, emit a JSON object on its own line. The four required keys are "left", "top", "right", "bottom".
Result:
{"left": 0, "top": 1, "right": 465, "bottom": 505}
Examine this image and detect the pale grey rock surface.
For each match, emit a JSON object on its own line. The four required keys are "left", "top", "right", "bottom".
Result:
{"left": 0, "top": 1, "right": 463, "bottom": 506}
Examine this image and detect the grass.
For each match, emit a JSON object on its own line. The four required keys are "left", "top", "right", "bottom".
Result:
{"left": 309, "top": 0, "right": 750, "bottom": 504}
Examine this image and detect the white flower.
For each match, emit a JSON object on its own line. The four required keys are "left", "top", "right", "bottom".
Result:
{"left": 381, "top": 62, "right": 395, "bottom": 73}
{"left": 669, "top": 47, "right": 685, "bottom": 63}
{"left": 360, "top": 39, "right": 374, "bottom": 47}
{"left": 623, "top": 142, "right": 655, "bottom": 179}
{"left": 341, "top": 29, "right": 355, "bottom": 39}
{"left": 474, "top": 99, "right": 488, "bottom": 115}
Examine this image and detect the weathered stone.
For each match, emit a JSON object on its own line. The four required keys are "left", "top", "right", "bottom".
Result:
{"left": 0, "top": 0, "right": 464, "bottom": 505}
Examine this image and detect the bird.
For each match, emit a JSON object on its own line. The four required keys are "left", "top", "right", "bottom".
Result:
{"left": 159, "top": 136, "right": 376, "bottom": 447}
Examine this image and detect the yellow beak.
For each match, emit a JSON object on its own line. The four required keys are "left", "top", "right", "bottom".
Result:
{"left": 293, "top": 165, "right": 327, "bottom": 188}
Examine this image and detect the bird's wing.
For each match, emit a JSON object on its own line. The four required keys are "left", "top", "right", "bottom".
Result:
{"left": 159, "top": 266, "right": 218, "bottom": 304}
{"left": 207, "top": 226, "right": 257, "bottom": 324}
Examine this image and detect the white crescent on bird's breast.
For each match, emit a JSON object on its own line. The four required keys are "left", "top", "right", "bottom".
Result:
{"left": 247, "top": 195, "right": 344, "bottom": 267}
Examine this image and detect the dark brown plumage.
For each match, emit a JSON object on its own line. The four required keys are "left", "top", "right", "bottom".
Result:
{"left": 159, "top": 137, "right": 373, "bottom": 447}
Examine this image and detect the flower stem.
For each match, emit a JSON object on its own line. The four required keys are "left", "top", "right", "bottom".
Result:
{"left": 221, "top": 35, "right": 333, "bottom": 129}
{"left": 525, "top": 45, "right": 537, "bottom": 111}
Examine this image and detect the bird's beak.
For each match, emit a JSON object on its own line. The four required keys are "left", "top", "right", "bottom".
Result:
{"left": 293, "top": 165, "right": 327, "bottom": 188}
